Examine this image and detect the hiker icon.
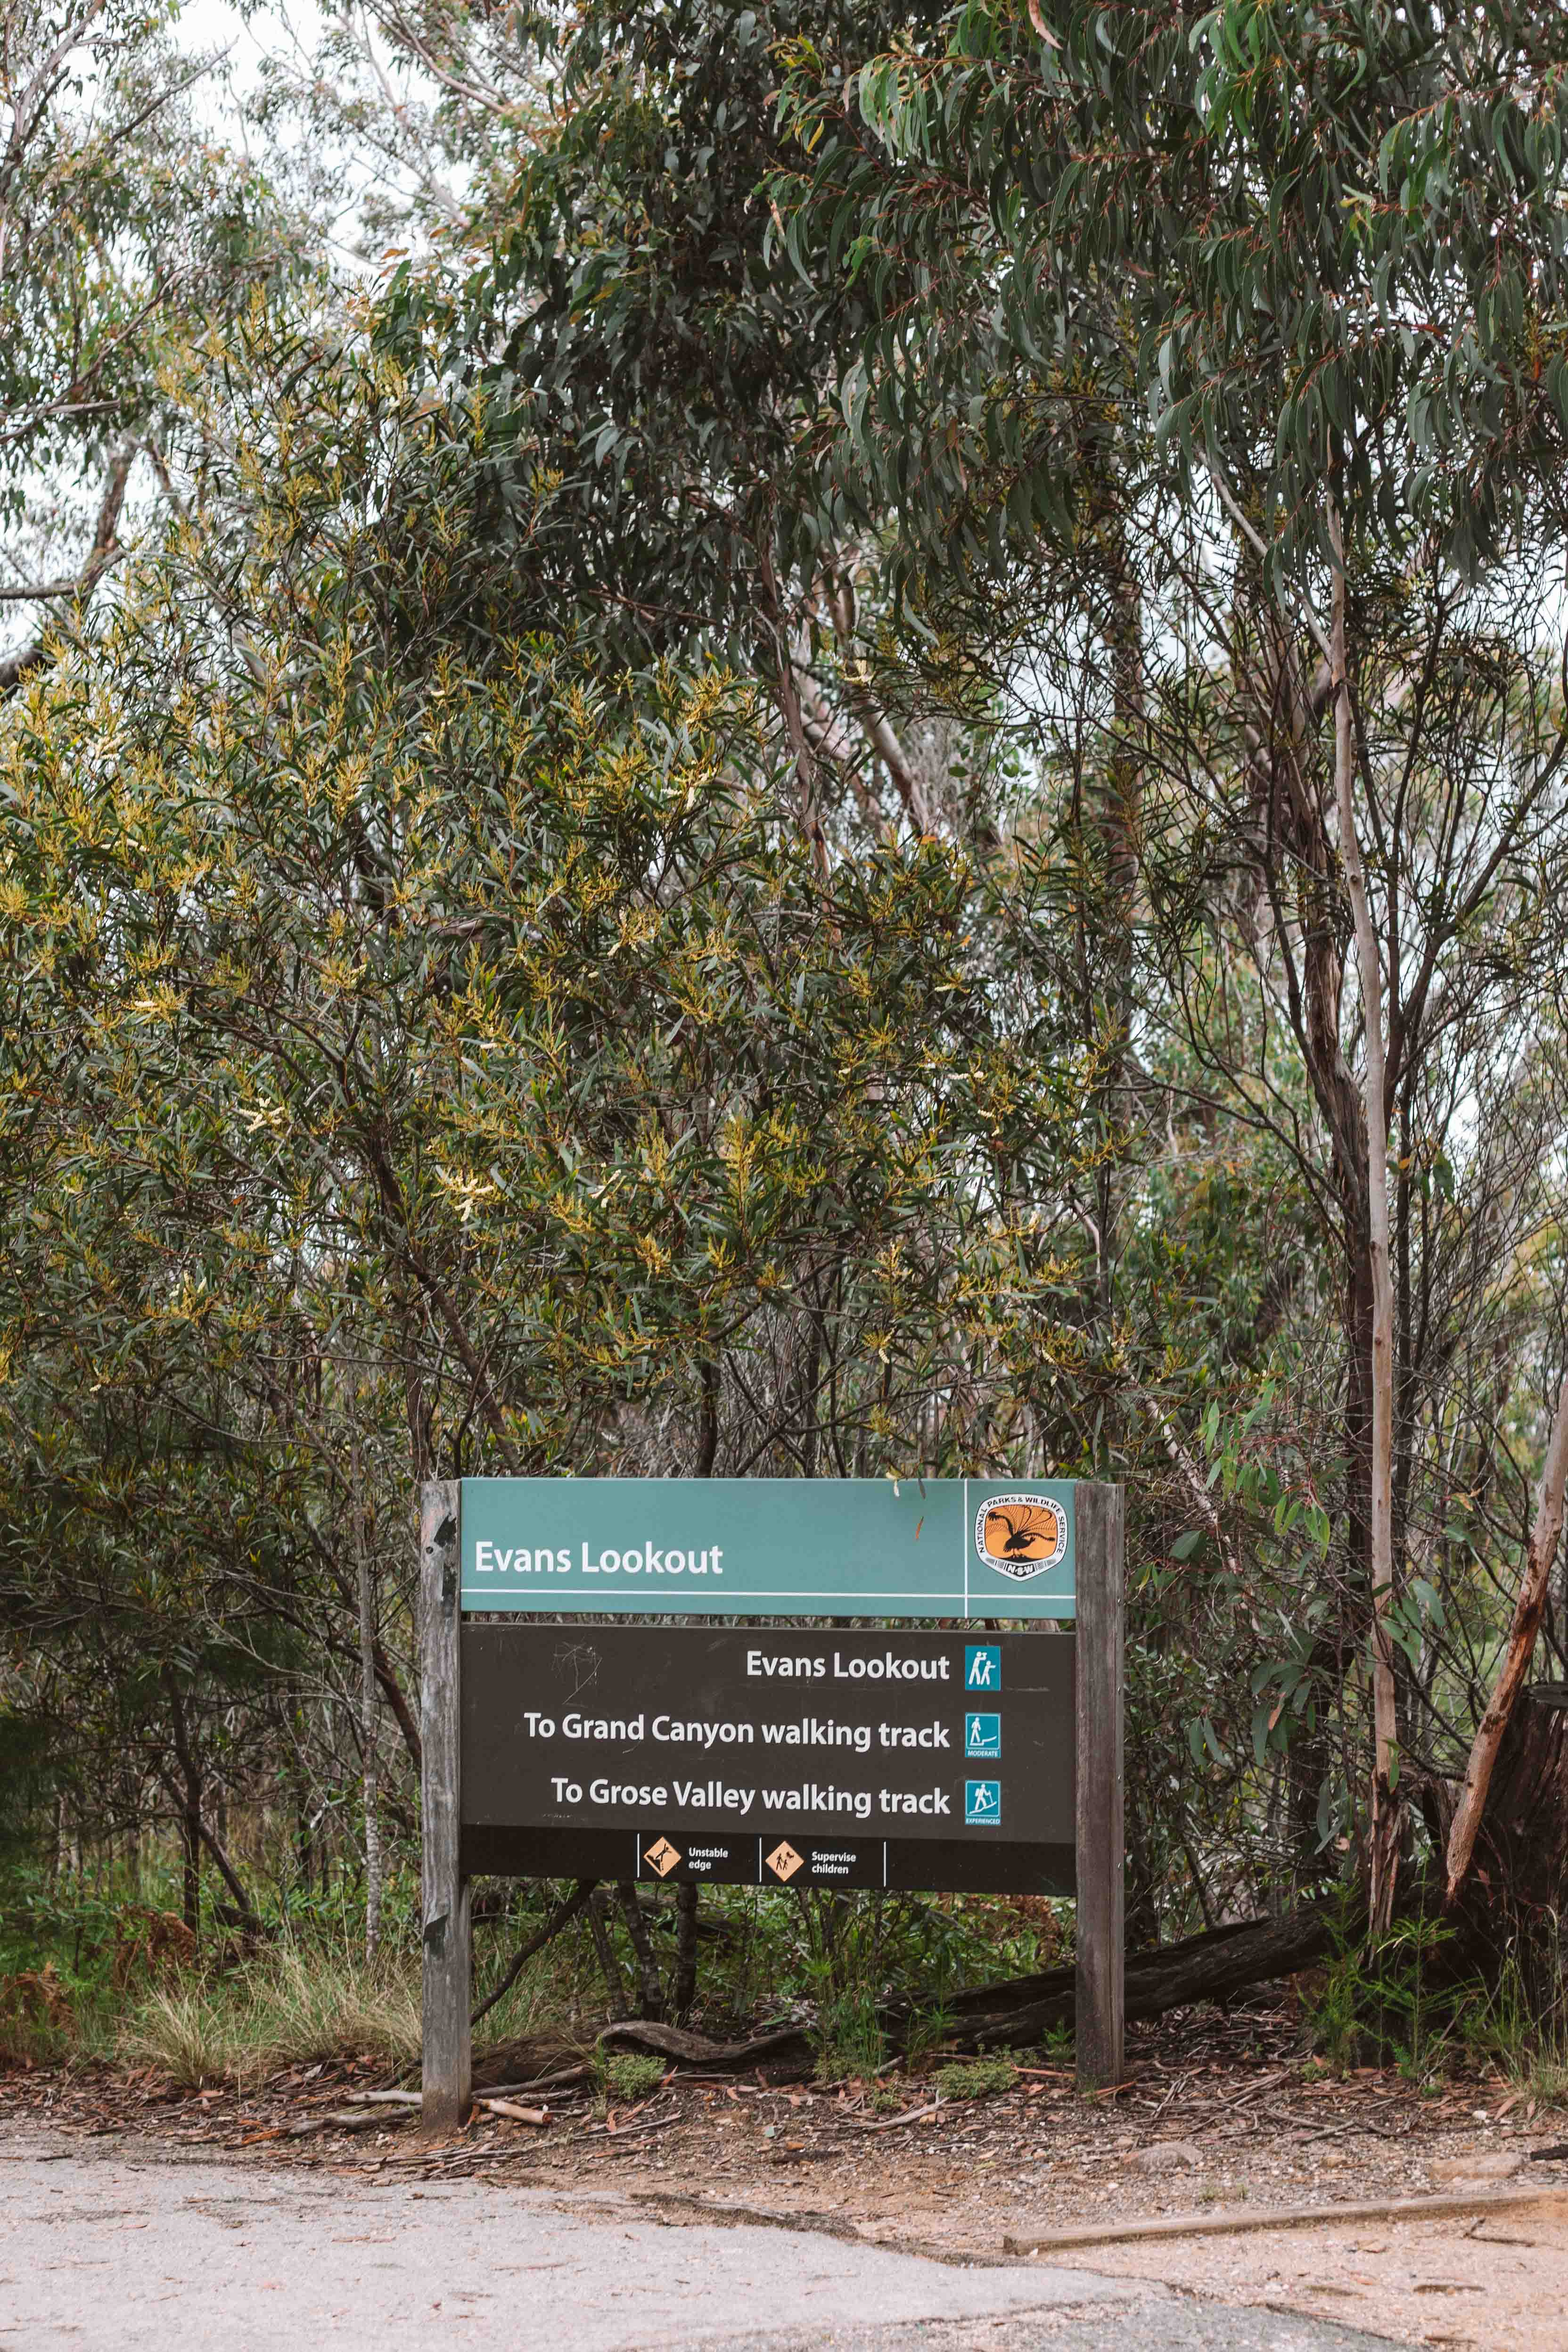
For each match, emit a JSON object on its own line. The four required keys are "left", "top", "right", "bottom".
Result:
{"left": 965, "top": 1779, "right": 1002, "bottom": 1826}
{"left": 965, "top": 1712, "right": 1001, "bottom": 1759}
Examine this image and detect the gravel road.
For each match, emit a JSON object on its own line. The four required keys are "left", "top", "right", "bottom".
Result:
{"left": 0, "top": 2124, "right": 1398, "bottom": 2350}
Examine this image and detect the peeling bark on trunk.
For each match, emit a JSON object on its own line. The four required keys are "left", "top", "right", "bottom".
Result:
{"left": 1445, "top": 1368, "right": 1568, "bottom": 1910}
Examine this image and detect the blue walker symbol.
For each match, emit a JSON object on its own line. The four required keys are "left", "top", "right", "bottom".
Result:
{"left": 965, "top": 1780, "right": 1002, "bottom": 1826}
{"left": 964, "top": 1644, "right": 1001, "bottom": 1691}
{"left": 965, "top": 1712, "right": 1001, "bottom": 1759}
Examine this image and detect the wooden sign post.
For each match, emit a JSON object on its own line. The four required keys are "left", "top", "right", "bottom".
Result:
{"left": 419, "top": 1480, "right": 469, "bottom": 2132}
{"left": 419, "top": 1475, "right": 1123, "bottom": 2123}
{"left": 1073, "top": 1481, "right": 1125, "bottom": 2089}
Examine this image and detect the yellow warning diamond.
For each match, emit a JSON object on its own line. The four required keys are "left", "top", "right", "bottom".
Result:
{"left": 765, "top": 1840, "right": 805, "bottom": 1883}
{"left": 643, "top": 1836, "right": 682, "bottom": 1878}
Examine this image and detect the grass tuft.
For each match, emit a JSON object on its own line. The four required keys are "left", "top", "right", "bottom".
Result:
{"left": 123, "top": 1941, "right": 421, "bottom": 2088}
{"left": 933, "top": 2056, "right": 1017, "bottom": 2100}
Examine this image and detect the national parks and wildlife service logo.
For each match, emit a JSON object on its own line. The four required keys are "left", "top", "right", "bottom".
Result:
{"left": 974, "top": 1491, "right": 1068, "bottom": 1580}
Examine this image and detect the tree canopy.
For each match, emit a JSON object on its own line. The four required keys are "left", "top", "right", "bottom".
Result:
{"left": 5, "top": 0, "right": 1568, "bottom": 2030}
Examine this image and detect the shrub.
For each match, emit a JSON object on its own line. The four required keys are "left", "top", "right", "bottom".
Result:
{"left": 601, "top": 2051, "right": 666, "bottom": 2102}
{"left": 934, "top": 2056, "right": 1017, "bottom": 2100}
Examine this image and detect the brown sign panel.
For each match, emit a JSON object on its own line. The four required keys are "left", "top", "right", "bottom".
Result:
{"left": 460, "top": 1625, "right": 1075, "bottom": 1891}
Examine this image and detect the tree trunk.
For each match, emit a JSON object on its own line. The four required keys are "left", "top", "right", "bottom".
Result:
{"left": 354, "top": 1437, "right": 384, "bottom": 1963}
{"left": 1460, "top": 1689, "right": 1568, "bottom": 1927}
{"left": 673, "top": 1884, "right": 700, "bottom": 2022}
{"left": 1329, "top": 508, "right": 1400, "bottom": 1927}
{"left": 616, "top": 1883, "right": 665, "bottom": 2020}
{"left": 164, "top": 1672, "right": 203, "bottom": 1939}
{"left": 372, "top": 1639, "right": 422, "bottom": 1773}
{"left": 587, "top": 1889, "right": 628, "bottom": 2019}
{"left": 1445, "top": 1368, "right": 1568, "bottom": 1912}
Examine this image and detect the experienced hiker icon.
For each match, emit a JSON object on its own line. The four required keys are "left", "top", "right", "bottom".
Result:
{"left": 965, "top": 1780, "right": 1002, "bottom": 1826}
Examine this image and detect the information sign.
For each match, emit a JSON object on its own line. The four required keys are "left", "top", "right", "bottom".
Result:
{"left": 460, "top": 1475, "right": 1076, "bottom": 1618}
{"left": 458, "top": 1626, "right": 1075, "bottom": 1892}
{"left": 416, "top": 1478, "right": 1125, "bottom": 2127}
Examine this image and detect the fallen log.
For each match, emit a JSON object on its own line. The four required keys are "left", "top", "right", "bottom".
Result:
{"left": 899, "top": 1895, "right": 1357, "bottom": 2051}
{"left": 471, "top": 1899, "right": 1358, "bottom": 2085}
{"left": 472, "top": 2033, "right": 586, "bottom": 2090}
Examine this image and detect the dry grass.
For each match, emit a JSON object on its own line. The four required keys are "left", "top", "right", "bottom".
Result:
{"left": 123, "top": 1941, "right": 422, "bottom": 2089}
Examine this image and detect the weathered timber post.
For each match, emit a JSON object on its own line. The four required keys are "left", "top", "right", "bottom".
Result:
{"left": 1074, "top": 1481, "right": 1125, "bottom": 2091}
{"left": 420, "top": 1479, "right": 471, "bottom": 2130}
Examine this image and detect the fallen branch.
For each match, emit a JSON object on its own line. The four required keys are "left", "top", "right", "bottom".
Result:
{"left": 474, "top": 2066, "right": 592, "bottom": 2098}
{"left": 598, "top": 2018, "right": 813, "bottom": 2072}
{"left": 479, "top": 2098, "right": 550, "bottom": 2125}
{"left": 849, "top": 2100, "right": 942, "bottom": 2133}
{"left": 289, "top": 2107, "right": 413, "bottom": 2138}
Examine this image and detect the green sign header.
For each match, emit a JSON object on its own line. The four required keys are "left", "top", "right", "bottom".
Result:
{"left": 459, "top": 1477, "right": 1076, "bottom": 1620}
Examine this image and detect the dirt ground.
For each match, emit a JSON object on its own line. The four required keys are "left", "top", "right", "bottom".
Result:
{"left": 7, "top": 1998, "right": 1568, "bottom": 2349}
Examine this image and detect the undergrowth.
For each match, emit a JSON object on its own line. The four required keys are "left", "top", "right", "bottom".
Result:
{"left": 1300, "top": 1903, "right": 1568, "bottom": 2097}
{"left": 123, "top": 1944, "right": 424, "bottom": 2089}
{"left": 2, "top": 1855, "right": 1073, "bottom": 2088}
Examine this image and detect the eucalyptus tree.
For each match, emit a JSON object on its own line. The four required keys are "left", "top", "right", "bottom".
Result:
{"left": 0, "top": 0, "right": 297, "bottom": 686}
{"left": 260, "top": 0, "right": 1003, "bottom": 857}
{"left": 771, "top": 0, "right": 1568, "bottom": 1924}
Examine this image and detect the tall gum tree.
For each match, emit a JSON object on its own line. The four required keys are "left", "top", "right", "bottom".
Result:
{"left": 774, "top": 0, "right": 1568, "bottom": 1924}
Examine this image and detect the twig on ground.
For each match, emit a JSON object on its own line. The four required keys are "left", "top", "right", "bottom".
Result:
{"left": 849, "top": 2100, "right": 943, "bottom": 2133}
{"left": 584, "top": 2114, "right": 683, "bottom": 2142}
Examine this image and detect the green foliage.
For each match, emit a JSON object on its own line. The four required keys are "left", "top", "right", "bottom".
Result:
{"left": 600, "top": 2051, "right": 668, "bottom": 2103}
{"left": 1304, "top": 1909, "right": 1463, "bottom": 2079}
{"left": 934, "top": 2056, "right": 1016, "bottom": 2100}
{"left": 5, "top": 0, "right": 1568, "bottom": 2023}
{"left": 776, "top": 2, "right": 1568, "bottom": 587}
{"left": 0, "top": 0, "right": 291, "bottom": 510}
{"left": 813, "top": 1990, "right": 886, "bottom": 2083}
